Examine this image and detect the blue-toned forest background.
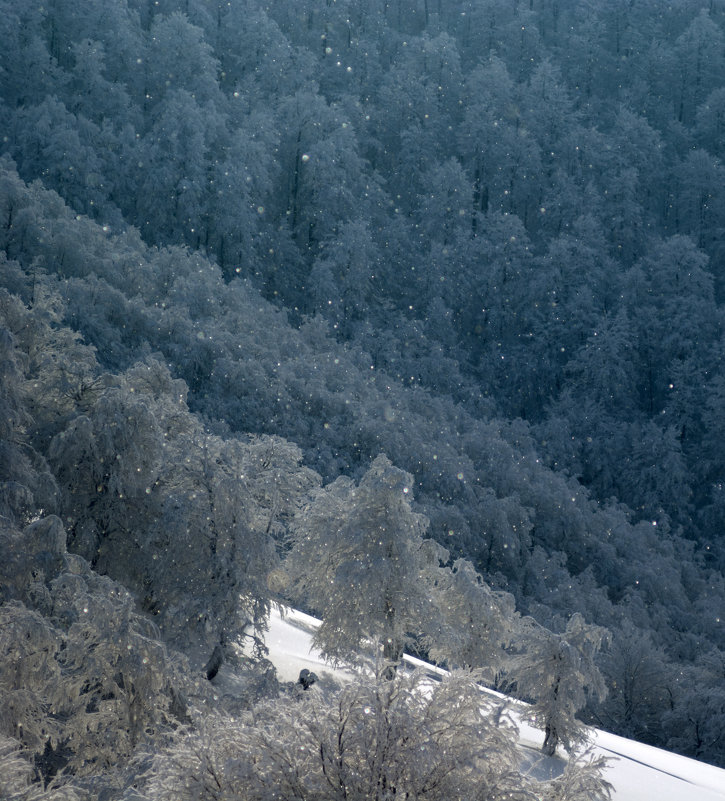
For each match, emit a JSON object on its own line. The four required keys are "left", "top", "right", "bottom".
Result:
{"left": 2, "top": 0, "right": 725, "bottom": 777}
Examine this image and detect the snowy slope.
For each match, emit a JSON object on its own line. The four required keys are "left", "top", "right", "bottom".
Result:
{"left": 264, "top": 605, "right": 725, "bottom": 801}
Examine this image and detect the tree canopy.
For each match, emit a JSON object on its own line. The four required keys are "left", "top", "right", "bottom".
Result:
{"left": 2, "top": 0, "right": 725, "bottom": 789}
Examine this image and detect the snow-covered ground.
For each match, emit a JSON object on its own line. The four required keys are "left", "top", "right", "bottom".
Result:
{"left": 264, "top": 605, "right": 725, "bottom": 801}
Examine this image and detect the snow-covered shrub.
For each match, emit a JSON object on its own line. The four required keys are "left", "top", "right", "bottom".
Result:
{"left": 0, "top": 517, "right": 201, "bottom": 781}
{"left": 143, "top": 668, "right": 611, "bottom": 801}
{"left": 0, "top": 734, "right": 80, "bottom": 801}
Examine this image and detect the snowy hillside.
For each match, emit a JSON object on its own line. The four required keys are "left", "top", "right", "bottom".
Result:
{"left": 4, "top": 0, "right": 725, "bottom": 786}
{"left": 264, "top": 606, "right": 725, "bottom": 801}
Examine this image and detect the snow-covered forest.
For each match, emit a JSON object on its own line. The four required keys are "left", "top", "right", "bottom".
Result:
{"left": 2, "top": 0, "right": 725, "bottom": 796}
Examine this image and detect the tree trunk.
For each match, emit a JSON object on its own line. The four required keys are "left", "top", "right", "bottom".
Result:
{"left": 542, "top": 722, "right": 558, "bottom": 756}
{"left": 382, "top": 599, "right": 403, "bottom": 665}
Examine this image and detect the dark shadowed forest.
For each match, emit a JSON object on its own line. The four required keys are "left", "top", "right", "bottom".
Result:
{"left": 2, "top": 1, "right": 725, "bottom": 797}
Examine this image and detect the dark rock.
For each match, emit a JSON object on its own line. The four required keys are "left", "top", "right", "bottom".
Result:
{"left": 204, "top": 643, "right": 224, "bottom": 680}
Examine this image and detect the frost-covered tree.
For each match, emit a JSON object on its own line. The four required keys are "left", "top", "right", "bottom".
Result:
{"left": 47, "top": 380, "right": 164, "bottom": 565}
{"left": 0, "top": 290, "right": 66, "bottom": 524}
{"left": 287, "top": 454, "right": 446, "bottom": 664}
{"left": 10, "top": 97, "right": 106, "bottom": 219}
{"left": 49, "top": 358, "right": 310, "bottom": 652}
{"left": 513, "top": 613, "right": 609, "bottom": 756}
{"left": 662, "top": 648, "right": 725, "bottom": 764}
{"left": 308, "top": 218, "right": 382, "bottom": 330}
{"left": 205, "top": 116, "right": 278, "bottom": 279}
{"left": 0, "top": 733, "right": 80, "bottom": 800}
{"left": 673, "top": 9, "right": 725, "bottom": 126}
{"left": 594, "top": 620, "right": 671, "bottom": 741}
{"left": 138, "top": 426, "right": 314, "bottom": 649}
{"left": 136, "top": 89, "right": 218, "bottom": 247}
{"left": 673, "top": 148, "right": 725, "bottom": 249}
{"left": 426, "top": 558, "right": 518, "bottom": 683}
{"left": 626, "top": 235, "right": 719, "bottom": 419}
{"left": 0, "top": 321, "right": 34, "bottom": 524}
{"left": 143, "top": 11, "right": 222, "bottom": 109}
{"left": 0, "top": 516, "right": 198, "bottom": 782}
{"left": 695, "top": 87, "right": 725, "bottom": 158}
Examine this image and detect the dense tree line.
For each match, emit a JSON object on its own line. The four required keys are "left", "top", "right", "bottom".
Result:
{"left": 3, "top": 0, "right": 725, "bottom": 541}
{"left": 0, "top": 237, "right": 611, "bottom": 797}
{"left": 1, "top": 0, "right": 725, "bottom": 787}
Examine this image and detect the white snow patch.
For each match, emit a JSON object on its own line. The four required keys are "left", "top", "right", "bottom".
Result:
{"left": 265, "top": 604, "right": 357, "bottom": 684}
